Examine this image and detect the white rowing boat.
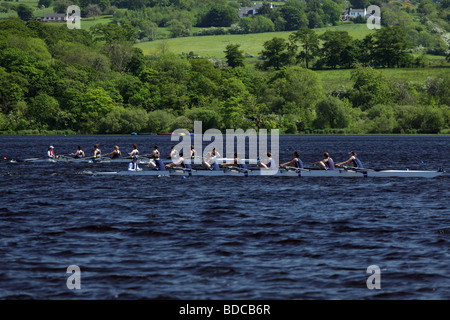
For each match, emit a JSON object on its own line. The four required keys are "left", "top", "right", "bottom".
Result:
{"left": 91, "top": 167, "right": 445, "bottom": 178}
{"left": 21, "top": 157, "right": 140, "bottom": 163}
{"left": 20, "top": 156, "right": 246, "bottom": 164}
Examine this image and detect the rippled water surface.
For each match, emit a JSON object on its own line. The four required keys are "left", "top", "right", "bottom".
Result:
{"left": 0, "top": 135, "right": 449, "bottom": 299}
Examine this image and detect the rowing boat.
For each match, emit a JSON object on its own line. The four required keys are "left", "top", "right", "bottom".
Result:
{"left": 91, "top": 168, "right": 444, "bottom": 178}
{"left": 20, "top": 156, "right": 256, "bottom": 164}
{"left": 20, "top": 157, "right": 135, "bottom": 163}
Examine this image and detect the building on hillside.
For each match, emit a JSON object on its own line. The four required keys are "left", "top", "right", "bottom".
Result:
{"left": 43, "top": 13, "right": 67, "bottom": 22}
{"left": 348, "top": 8, "right": 367, "bottom": 18}
{"left": 341, "top": 8, "right": 367, "bottom": 21}
{"left": 238, "top": 3, "right": 273, "bottom": 18}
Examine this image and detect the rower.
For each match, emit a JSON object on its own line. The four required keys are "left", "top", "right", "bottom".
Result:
{"left": 72, "top": 146, "right": 85, "bottom": 158}
{"left": 280, "top": 151, "right": 303, "bottom": 169}
{"left": 93, "top": 144, "right": 102, "bottom": 158}
{"left": 258, "top": 152, "right": 276, "bottom": 169}
{"left": 146, "top": 153, "right": 166, "bottom": 171}
{"left": 169, "top": 145, "right": 178, "bottom": 160}
{"left": 166, "top": 152, "right": 191, "bottom": 169}
{"left": 203, "top": 147, "right": 220, "bottom": 170}
{"left": 129, "top": 144, "right": 139, "bottom": 157}
{"left": 221, "top": 153, "right": 247, "bottom": 170}
{"left": 190, "top": 145, "right": 197, "bottom": 160}
{"left": 313, "top": 152, "right": 335, "bottom": 170}
{"left": 128, "top": 155, "right": 142, "bottom": 171}
{"left": 147, "top": 145, "right": 160, "bottom": 159}
{"left": 47, "top": 146, "right": 55, "bottom": 159}
{"left": 106, "top": 145, "right": 121, "bottom": 159}
{"left": 336, "top": 151, "right": 364, "bottom": 168}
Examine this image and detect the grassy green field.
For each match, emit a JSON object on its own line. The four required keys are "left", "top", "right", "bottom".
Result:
{"left": 135, "top": 24, "right": 376, "bottom": 58}
{"left": 316, "top": 65, "right": 450, "bottom": 93}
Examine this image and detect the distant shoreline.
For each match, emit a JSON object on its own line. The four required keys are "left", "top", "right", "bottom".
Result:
{"left": 1, "top": 131, "right": 449, "bottom": 136}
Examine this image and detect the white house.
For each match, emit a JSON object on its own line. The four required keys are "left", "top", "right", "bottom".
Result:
{"left": 238, "top": 3, "right": 273, "bottom": 18}
{"left": 43, "top": 13, "right": 67, "bottom": 22}
{"left": 348, "top": 8, "right": 367, "bottom": 18}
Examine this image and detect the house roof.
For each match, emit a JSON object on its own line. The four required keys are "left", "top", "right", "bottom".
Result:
{"left": 44, "top": 13, "right": 67, "bottom": 17}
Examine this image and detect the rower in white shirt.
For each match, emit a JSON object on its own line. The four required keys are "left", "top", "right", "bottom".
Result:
{"left": 258, "top": 152, "right": 276, "bottom": 169}
{"left": 203, "top": 147, "right": 220, "bottom": 170}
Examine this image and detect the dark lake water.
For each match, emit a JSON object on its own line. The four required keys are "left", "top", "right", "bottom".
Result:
{"left": 0, "top": 134, "right": 448, "bottom": 300}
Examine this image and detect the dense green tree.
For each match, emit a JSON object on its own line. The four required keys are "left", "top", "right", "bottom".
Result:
{"left": 349, "top": 66, "right": 394, "bottom": 109}
{"left": 259, "top": 37, "right": 291, "bottom": 70}
{"left": 262, "top": 66, "right": 323, "bottom": 127}
{"left": 289, "top": 27, "right": 320, "bottom": 69}
{"left": 372, "top": 26, "right": 413, "bottom": 68}
{"left": 224, "top": 43, "right": 245, "bottom": 69}
{"left": 322, "top": 0, "right": 342, "bottom": 26}
{"left": 90, "top": 23, "right": 138, "bottom": 45}
{"left": 199, "top": 3, "right": 238, "bottom": 27}
{"left": 314, "top": 96, "right": 350, "bottom": 129}
{"left": 53, "top": 0, "right": 73, "bottom": 14}
{"left": 279, "top": 5, "right": 309, "bottom": 31}
{"left": 28, "top": 93, "right": 61, "bottom": 129}
{"left": 318, "top": 30, "right": 355, "bottom": 68}
{"left": 17, "top": 5, "right": 34, "bottom": 21}
{"left": 167, "top": 19, "right": 191, "bottom": 38}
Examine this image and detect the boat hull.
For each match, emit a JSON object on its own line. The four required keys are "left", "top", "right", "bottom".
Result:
{"left": 92, "top": 168, "right": 444, "bottom": 178}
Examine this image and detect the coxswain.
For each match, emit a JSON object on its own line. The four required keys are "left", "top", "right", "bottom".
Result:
{"left": 128, "top": 155, "right": 142, "bottom": 171}
{"left": 336, "top": 151, "right": 364, "bottom": 168}
{"left": 106, "top": 145, "right": 121, "bottom": 159}
{"left": 72, "top": 146, "right": 85, "bottom": 158}
{"left": 47, "top": 146, "right": 55, "bottom": 159}
{"left": 258, "top": 152, "right": 276, "bottom": 169}
{"left": 313, "top": 152, "right": 335, "bottom": 170}
{"left": 93, "top": 144, "right": 102, "bottom": 158}
{"left": 280, "top": 151, "right": 303, "bottom": 169}
{"left": 129, "top": 144, "right": 139, "bottom": 157}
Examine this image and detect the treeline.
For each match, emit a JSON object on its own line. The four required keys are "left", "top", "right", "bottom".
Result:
{"left": 258, "top": 26, "right": 423, "bottom": 70}
{"left": 0, "top": 18, "right": 449, "bottom": 135}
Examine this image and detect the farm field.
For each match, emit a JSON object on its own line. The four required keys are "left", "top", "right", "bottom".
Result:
{"left": 135, "top": 24, "right": 376, "bottom": 58}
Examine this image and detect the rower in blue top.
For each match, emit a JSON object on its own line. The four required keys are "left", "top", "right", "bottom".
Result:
{"left": 336, "top": 151, "right": 364, "bottom": 168}
{"left": 280, "top": 151, "right": 303, "bottom": 169}
{"left": 313, "top": 152, "right": 335, "bottom": 170}
{"left": 148, "top": 156, "right": 166, "bottom": 171}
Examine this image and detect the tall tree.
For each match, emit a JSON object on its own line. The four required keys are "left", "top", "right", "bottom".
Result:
{"left": 289, "top": 27, "right": 319, "bottom": 69}
{"left": 372, "top": 26, "right": 413, "bottom": 68}
{"left": 318, "top": 30, "right": 355, "bottom": 68}
{"left": 259, "top": 37, "right": 291, "bottom": 70}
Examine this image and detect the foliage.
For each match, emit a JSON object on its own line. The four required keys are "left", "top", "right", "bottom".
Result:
{"left": 0, "top": 18, "right": 448, "bottom": 135}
